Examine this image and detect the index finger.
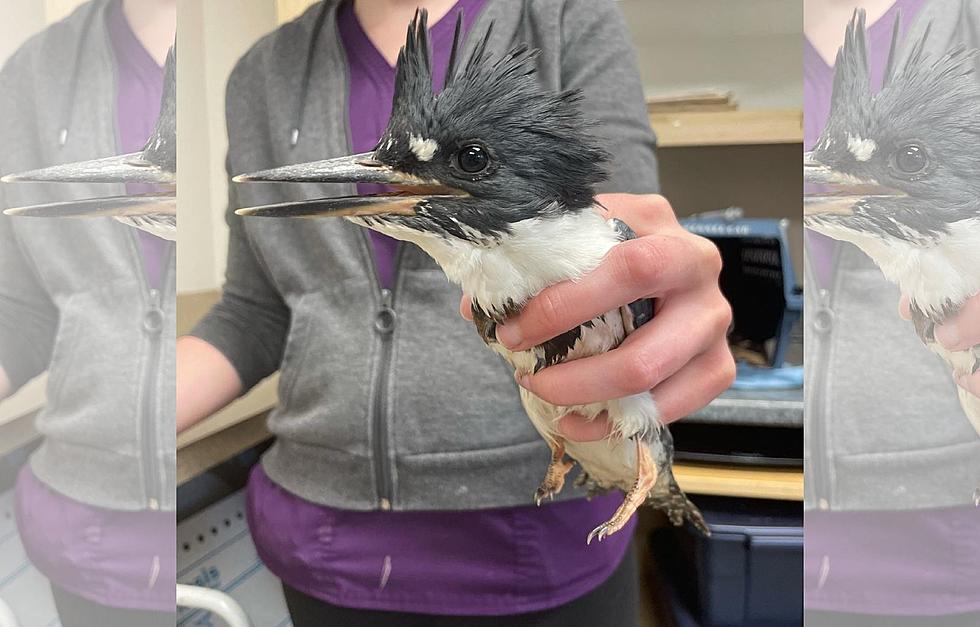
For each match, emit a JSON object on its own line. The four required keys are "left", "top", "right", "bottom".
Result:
{"left": 496, "top": 234, "right": 717, "bottom": 350}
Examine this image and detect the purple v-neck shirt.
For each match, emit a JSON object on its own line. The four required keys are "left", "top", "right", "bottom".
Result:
{"left": 245, "top": 1, "right": 633, "bottom": 616}
{"left": 108, "top": 0, "right": 170, "bottom": 289}
{"left": 13, "top": 0, "right": 175, "bottom": 613}
{"left": 805, "top": 0, "right": 980, "bottom": 617}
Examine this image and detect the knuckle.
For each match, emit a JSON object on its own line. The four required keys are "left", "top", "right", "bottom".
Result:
{"left": 626, "top": 349, "right": 664, "bottom": 389}
{"left": 640, "top": 194, "right": 675, "bottom": 221}
{"left": 715, "top": 299, "right": 734, "bottom": 336}
{"left": 620, "top": 238, "right": 669, "bottom": 287}
{"left": 717, "top": 349, "right": 737, "bottom": 389}
{"left": 535, "top": 289, "right": 568, "bottom": 334}
{"left": 694, "top": 235, "right": 723, "bottom": 277}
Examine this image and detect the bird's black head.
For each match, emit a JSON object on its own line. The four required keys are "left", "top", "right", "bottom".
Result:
{"left": 235, "top": 9, "right": 609, "bottom": 244}
{"left": 805, "top": 10, "right": 980, "bottom": 245}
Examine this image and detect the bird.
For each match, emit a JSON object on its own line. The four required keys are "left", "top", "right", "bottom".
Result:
{"left": 804, "top": 10, "right": 980, "bottom": 436}
{"left": 232, "top": 10, "right": 709, "bottom": 543}
{"left": 1, "top": 47, "right": 176, "bottom": 240}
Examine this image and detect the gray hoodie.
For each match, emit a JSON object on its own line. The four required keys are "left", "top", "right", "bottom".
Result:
{"left": 0, "top": 0, "right": 176, "bottom": 511}
{"left": 192, "top": 0, "right": 659, "bottom": 511}
{"left": 805, "top": 0, "right": 980, "bottom": 511}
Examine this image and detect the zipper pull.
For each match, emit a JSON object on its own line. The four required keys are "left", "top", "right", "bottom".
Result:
{"left": 143, "top": 288, "right": 164, "bottom": 335}
{"left": 813, "top": 288, "right": 835, "bottom": 335}
{"left": 375, "top": 289, "right": 396, "bottom": 335}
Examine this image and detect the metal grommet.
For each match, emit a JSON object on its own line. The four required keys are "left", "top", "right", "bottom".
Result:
{"left": 813, "top": 308, "right": 835, "bottom": 334}
{"left": 143, "top": 309, "right": 164, "bottom": 335}
{"left": 374, "top": 308, "right": 396, "bottom": 334}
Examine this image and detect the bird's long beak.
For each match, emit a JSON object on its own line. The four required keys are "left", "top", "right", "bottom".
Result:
{"left": 1, "top": 153, "right": 175, "bottom": 185}
{"left": 233, "top": 152, "right": 466, "bottom": 218}
{"left": 803, "top": 151, "right": 905, "bottom": 216}
{"left": 3, "top": 193, "right": 175, "bottom": 218}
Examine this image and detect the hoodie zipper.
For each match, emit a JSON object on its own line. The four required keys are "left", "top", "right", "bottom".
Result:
{"left": 805, "top": 241, "right": 841, "bottom": 509}
{"left": 128, "top": 232, "right": 172, "bottom": 510}
{"left": 333, "top": 12, "right": 402, "bottom": 510}
{"left": 359, "top": 233, "right": 404, "bottom": 511}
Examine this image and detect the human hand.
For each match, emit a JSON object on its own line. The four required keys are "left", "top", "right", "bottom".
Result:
{"left": 900, "top": 293, "right": 980, "bottom": 398}
{"left": 460, "top": 193, "right": 735, "bottom": 440}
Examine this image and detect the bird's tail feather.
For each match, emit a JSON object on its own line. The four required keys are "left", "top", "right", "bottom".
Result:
{"left": 646, "top": 470, "right": 710, "bottom": 536}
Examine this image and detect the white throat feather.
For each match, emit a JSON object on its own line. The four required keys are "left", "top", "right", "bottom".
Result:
{"left": 352, "top": 206, "right": 621, "bottom": 318}
{"left": 807, "top": 217, "right": 980, "bottom": 319}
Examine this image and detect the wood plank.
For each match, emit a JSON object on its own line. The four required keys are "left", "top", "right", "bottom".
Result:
{"left": 674, "top": 462, "right": 803, "bottom": 501}
{"left": 650, "top": 108, "right": 803, "bottom": 147}
{"left": 177, "top": 374, "right": 278, "bottom": 449}
{"left": 177, "top": 411, "right": 272, "bottom": 484}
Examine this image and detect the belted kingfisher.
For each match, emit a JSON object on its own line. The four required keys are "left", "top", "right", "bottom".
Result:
{"left": 2, "top": 47, "right": 176, "bottom": 240}
{"left": 233, "top": 10, "right": 708, "bottom": 542}
{"left": 804, "top": 11, "right": 980, "bottom": 436}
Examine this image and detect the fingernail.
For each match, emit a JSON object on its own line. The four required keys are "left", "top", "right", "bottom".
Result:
{"left": 935, "top": 321, "right": 961, "bottom": 349}
{"left": 498, "top": 323, "right": 522, "bottom": 348}
{"left": 515, "top": 372, "right": 531, "bottom": 389}
{"left": 957, "top": 375, "right": 975, "bottom": 394}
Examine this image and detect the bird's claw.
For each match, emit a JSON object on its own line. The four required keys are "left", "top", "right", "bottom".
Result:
{"left": 587, "top": 523, "right": 613, "bottom": 545}
{"left": 534, "top": 486, "right": 558, "bottom": 506}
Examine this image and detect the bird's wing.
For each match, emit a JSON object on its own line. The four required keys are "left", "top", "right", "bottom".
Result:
{"left": 4, "top": 194, "right": 176, "bottom": 241}
{"left": 114, "top": 214, "right": 176, "bottom": 241}
{"left": 609, "top": 218, "right": 655, "bottom": 335}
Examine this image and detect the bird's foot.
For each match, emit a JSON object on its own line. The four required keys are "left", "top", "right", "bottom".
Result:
{"left": 534, "top": 469, "right": 572, "bottom": 505}
{"left": 535, "top": 441, "right": 574, "bottom": 506}
{"left": 646, "top": 471, "right": 711, "bottom": 536}
{"left": 587, "top": 439, "right": 657, "bottom": 545}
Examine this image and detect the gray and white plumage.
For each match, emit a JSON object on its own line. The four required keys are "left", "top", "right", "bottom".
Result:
{"left": 234, "top": 10, "right": 708, "bottom": 541}
{"left": 804, "top": 11, "right": 980, "bottom": 436}
{"left": 2, "top": 47, "right": 177, "bottom": 240}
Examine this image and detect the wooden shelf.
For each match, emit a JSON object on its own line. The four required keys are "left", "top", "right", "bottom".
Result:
{"left": 674, "top": 462, "right": 803, "bottom": 501}
{"left": 649, "top": 108, "right": 802, "bottom": 148}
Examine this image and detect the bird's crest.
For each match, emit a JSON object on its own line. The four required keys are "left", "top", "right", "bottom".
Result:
{"left": 392, "top": 9, "right": 542, "bottom": 115}
{"left": 833, "top": 10, "right": 871, "bottom": 100}
{"left": 141, "top": 46, "right": 176, "bottom": 173}
{"left": 829, "top": 9, "right": 978, "bottom": 108}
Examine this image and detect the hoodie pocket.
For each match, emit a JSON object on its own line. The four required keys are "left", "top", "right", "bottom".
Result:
{"left": 45, "top": 294, "right": 79, "bottom": 403}
{"left": 277, "top": 292, "right": 313, "bottom": 405}
{"left": 391, "top": 271, "right": 540, "bottom": 456}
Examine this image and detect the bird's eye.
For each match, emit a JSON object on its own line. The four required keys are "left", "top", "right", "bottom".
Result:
{"left": 456, "top": 145, "right": 490, "bottom": 174}
{"left": 894, "top": 144, "right": 928, "bottom": 174}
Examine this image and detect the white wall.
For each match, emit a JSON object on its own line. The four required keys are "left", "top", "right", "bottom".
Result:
{"left": 620, "top": 0, "right": 802, "bottom": 109}
{"left": 176, "top": 0, "right": 278, "bottom": 293}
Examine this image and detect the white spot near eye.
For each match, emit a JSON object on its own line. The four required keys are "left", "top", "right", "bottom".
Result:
{"left": 409, "top": 134, "right": 438, "bottom": 162}
{"left": 847, "top": 134, "right": 876, "bottom": 162}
